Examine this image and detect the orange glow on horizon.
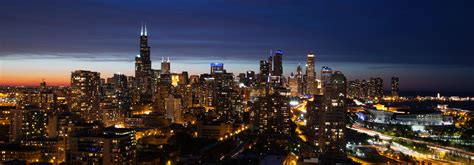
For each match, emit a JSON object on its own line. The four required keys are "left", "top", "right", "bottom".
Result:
{"left": 1, "top": 74, "right": 70, "bottom": 86}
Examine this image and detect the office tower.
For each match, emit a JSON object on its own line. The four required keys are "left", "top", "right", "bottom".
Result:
{"left": 288, "top": 72, "right": 299, "bottom": 97}
{"left": 305, "top": 53, "right": 317, "bottom": 95}
{"left": 161, "top": 57, "right": 171, "bottom": 74}
{"left": 245, "top": 70, "right": 256, "bottom": 87}
{"left": 180, "top": 71, "right": 189, "bottom": 85}
{"left": 69, "top": 128, "right": 136, "bottom": 164}
{"left": 259, "top": 60, "right": 270, "bottom": 84}
{"left": 273, "top": 50, "right": 283, "bottom": 76}
{"left": 110, "top": 73, "right": 132, "bottom": 113}
{"left": 153, "top": 83, "right": 172, "bottom": 115}
{"left": 175, "top": 83, "right": 193, "bottom": 108}
{"left": 151, "top": 69, "right": 161, "bottom": 93}
{"left": 9, "top": 107, "right": 48, "bottom": 142}
{"left": 70, "top": 70, "right": 101, "bottom": 123}
{"left": 211, "top": 63, "right": 224, "bottom": 74}
{"left": 135, "top": 24, "right": 153, "bottom": 104}
{"left": 165, "top": 95, "right": 183, "bottom": 124}
{"left": 171, "top": 73, "right": 181, "bottom": 87}
{"left": 198, "top": 75, "right": 213, "bottom": 107}
{"left": 251, "top": 92, "right": 290, "bottom": 135}
{"left": 307, "top": 71, "right": 348, "bottom": 163}
{"left": 320, "top": 66, "right": 333, "bottom": 95}
{"left": 295, "top": 64, "right": 304, "bottom": 96}
{"left": 391, "top": 76, "right": 399, "bottom": 98}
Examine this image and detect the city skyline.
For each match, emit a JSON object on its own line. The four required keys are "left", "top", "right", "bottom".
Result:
{"left": 1, "top": 1, "right": 473, "bottom": 164}
{"left": 1, "top": 1, "right": 473, "bottom": 92}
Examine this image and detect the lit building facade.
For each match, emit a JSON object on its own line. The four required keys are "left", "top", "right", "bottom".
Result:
{"left": 70, "top": 70, "right": 101, "bottom": 123}
{"left": 305, "top": 53, "right": 317, "bottom": 95}
{"left": 391, "top": 76, "right": 399, "bottom": 98}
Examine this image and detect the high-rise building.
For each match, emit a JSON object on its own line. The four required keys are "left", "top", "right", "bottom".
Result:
{"left": 179, "top": 71, "right": 189, "bottom": 85}
{"left": 273, "top": 50, "right": 283, "bottom": 77}
{"left": 288, "top": 72, "right": 299, "bottom": 97}
{"left": 165, "top": 95, "right": 183, "bottom": 124}
{"left": 110, "top": 73, "right": 132, "bottom": 115}
{"left": 251, "top": 92, "right": 290, "bottom": 135}
{"left": 295, "top": 64, "right": 304, "bottom": 96}
{"left": 391, "top": 76, "right": 399, "bottom": 98}
{"left": 153, "top": 82, "right": 172, "bottom": 115}
{"left": 161, "top": 57, "right": 171, "bottom": 74}
{"left": 151, "top": 69, "right": 161, "bottom": 93}
{"left": 135, "top": 25, "right": 153, "bottom": 104}
{"left": 211, "top": 67, "right": 242, "bottom": 121}
{"left": 368, "top": 77, "right": 384, "bottom": 99}
{"left": 305, "top": 53, "right": 317, "bottom": 95}
{"left": 69, "top": 128, "right": 136, "bottom": 164}
{"left": 70, "top": 70, "right": 101, "bottom": 123}
{"left": 9, "top": 107, "right": 48, "bottom": 142}
{"left": 259, "top": 60, "right": 270, "bottom": 85}
{"left": 347, "top": 80, "right": 362, "bottom": 99}
{"left": 245, "top": 70, "right": 256, "bottom": 87}
{"left": 320, "top": 66, "right": 333, "bottom": 95}
{"left": 307, "top": 71, "right": 348, "bottom": 163}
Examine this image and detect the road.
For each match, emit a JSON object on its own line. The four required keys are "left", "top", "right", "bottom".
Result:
{"left": 350, "top": 124, "right": 474, "bottom": 162}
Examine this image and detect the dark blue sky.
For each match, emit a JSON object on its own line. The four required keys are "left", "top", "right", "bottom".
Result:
{"left": 1, "top": 0, "right": 473, "bottom": 92}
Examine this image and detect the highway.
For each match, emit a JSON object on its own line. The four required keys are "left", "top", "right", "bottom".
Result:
{"left": 349, "top": 123, "right": 473, "bottom": 163}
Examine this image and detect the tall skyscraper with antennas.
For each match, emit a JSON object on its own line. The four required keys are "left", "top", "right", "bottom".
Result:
{"left": 135, "top": 24, "right": 153, "bottom": 104}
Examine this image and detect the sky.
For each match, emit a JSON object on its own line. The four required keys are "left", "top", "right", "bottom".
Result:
{"left": 0, "top": 0, "right": 473, "bottom": 93}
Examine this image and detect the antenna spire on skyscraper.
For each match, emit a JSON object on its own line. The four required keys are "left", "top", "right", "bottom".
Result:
{"left": 144, "top": 24, "right": 148, "bottom": 36}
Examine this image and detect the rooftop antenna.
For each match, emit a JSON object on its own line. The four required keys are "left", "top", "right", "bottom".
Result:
{"left": 140, "top": 22, "right": 144, "bottom": 36}
{"left": 144, "top": 23, "right": 148, "bottom": 36}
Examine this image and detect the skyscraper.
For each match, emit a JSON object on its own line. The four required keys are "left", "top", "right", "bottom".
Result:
{"left": 391, "top": 76, "right": 399, "bottom": 98}
{"left": 288, "top": 72, "right": 299, "bottom": 97}
{"left": 320, "top": 66, "right": 333, "bottom": 95}
{"left": 368, "top": 77, "right": 384, "bottom": 99}
{"left": 70, "top": 70, "right": 101, "bottom": 123}
{"left": 110, "top": 73, "right": 132, "bottom": 116}
{"left": 273, "top": 50, "right": 283, "bottom": 77}
{"left": 135, "top": 24, "right": 153, "bottom": 104}
{"left": 165, "top": 95, "right": 183, "bottom": 124}
{"left": 307, "top": 71, "right": 348, "bottom": 163}
{"left": 296, "top": 64, "right": 304, "bottom": 96}
{"left": 161, "top": 57, "right": 171, "bottom": 74}
{"left": 251, "top": 92, "right": 290, "bottom": 135}
{"left": 259, "top": 60, "right": 270, "bottom": 85}
{"left": 305, "top": 53, "right": 317, "bottom": 95}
